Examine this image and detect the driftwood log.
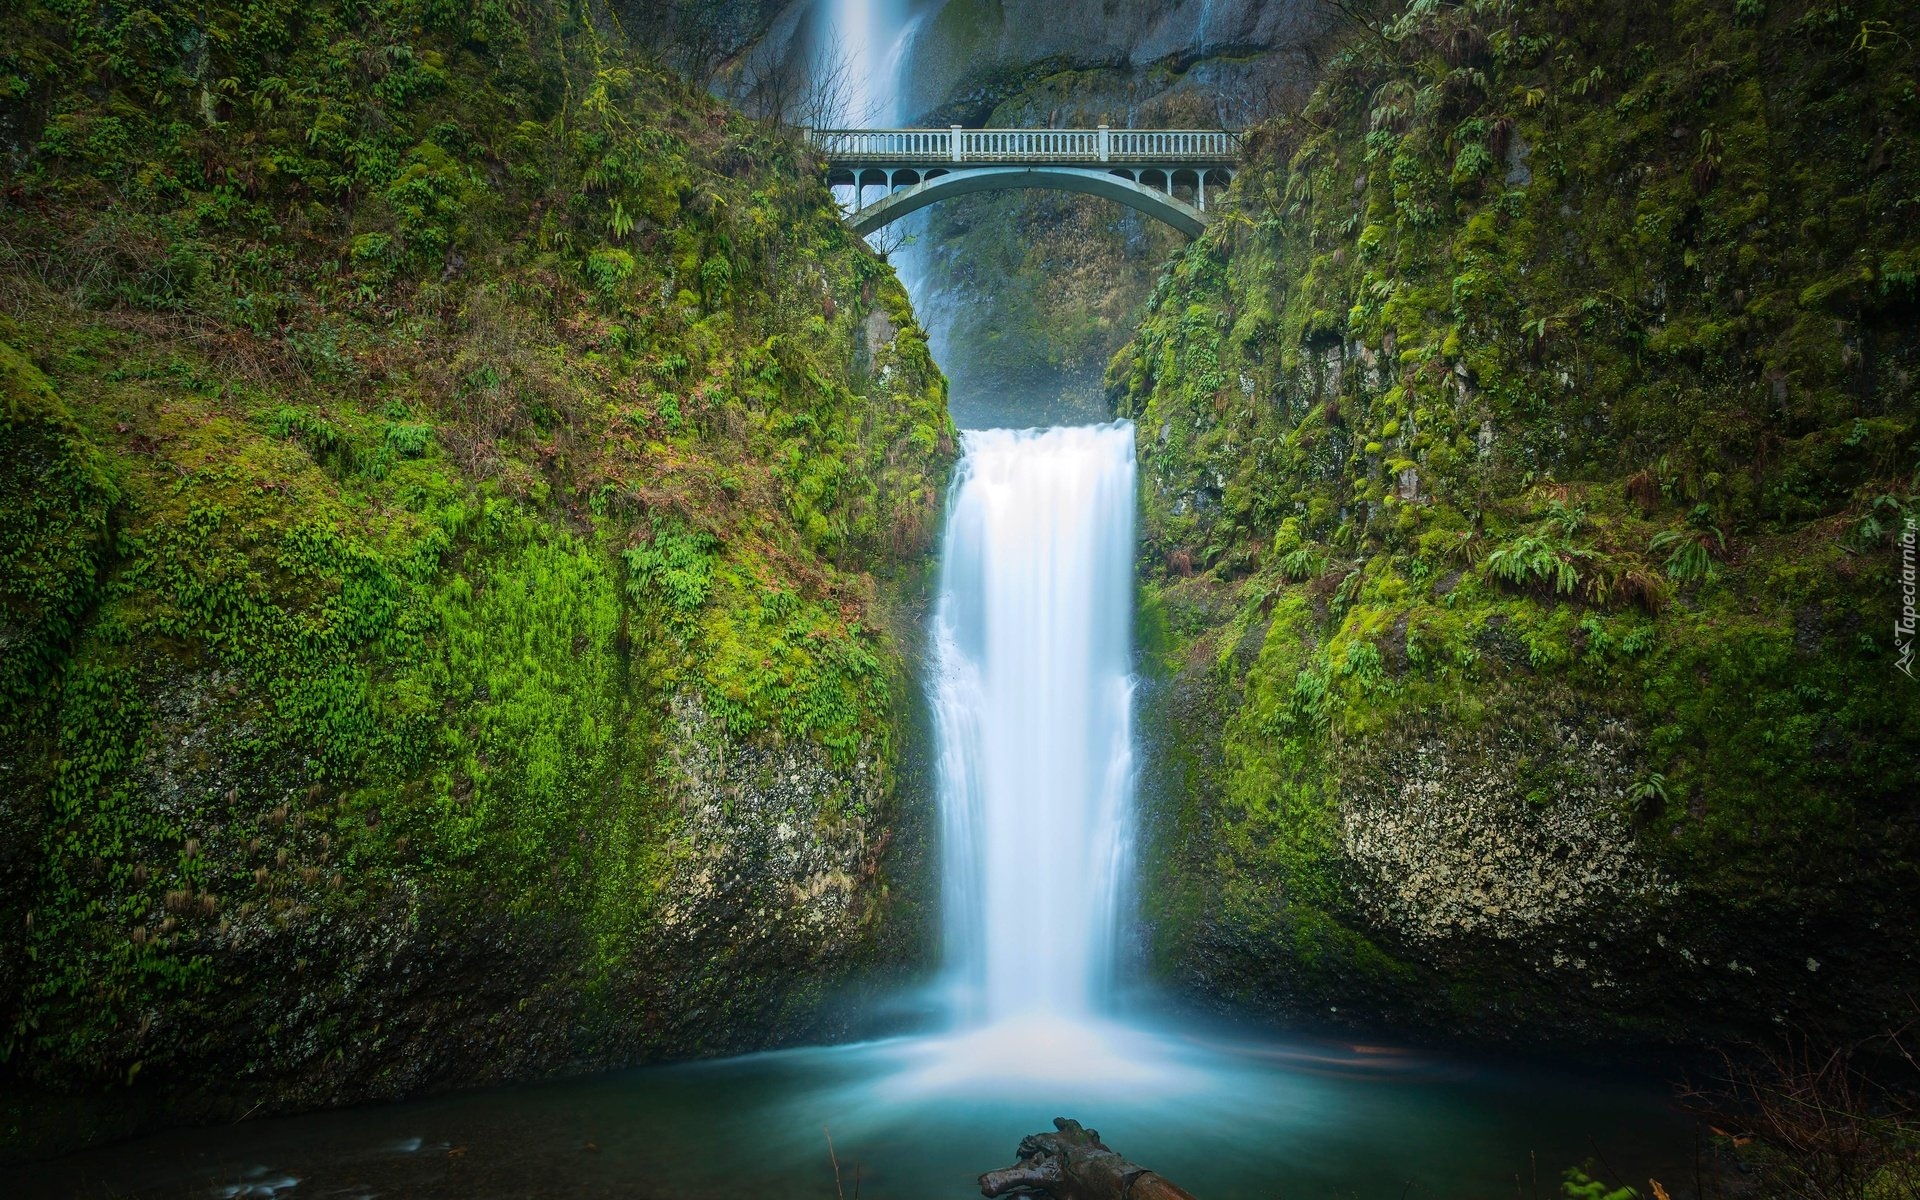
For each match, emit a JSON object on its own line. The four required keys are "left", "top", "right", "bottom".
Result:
{"left": 978, "top": 1118, "right": 1198, "bottom": 1200}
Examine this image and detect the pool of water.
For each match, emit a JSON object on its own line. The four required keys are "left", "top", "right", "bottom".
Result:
{"left": 19, "top": 1014, "right": 1694, "bottom": 1199}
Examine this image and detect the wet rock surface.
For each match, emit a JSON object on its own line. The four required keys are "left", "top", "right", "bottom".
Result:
{"left": 1115, "top": 0, "right": 1920, "bottom": 1048}
{"left": 1340, "top": 719, "right": 1671, "bottom": 946}
{"left": 4, "top": 679, "right": 929, "bottom": 1162}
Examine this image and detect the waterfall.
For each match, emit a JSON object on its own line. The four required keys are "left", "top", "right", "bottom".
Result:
{"left": 815, "top": 0, "right": 915, "bottom": 126}
{"left": 807, "top": 0, "right": 1145, "bottom": 1043}
{"left": 930, "top": 424, "right": 1139, "bottom": 1028}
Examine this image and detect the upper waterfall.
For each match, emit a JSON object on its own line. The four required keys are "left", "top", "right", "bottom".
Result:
{"left": 813, "top": 5, "right": 1142, "bottom": 1034}
{"left": 816, "top": 0, "right": 919, "bottom": 126}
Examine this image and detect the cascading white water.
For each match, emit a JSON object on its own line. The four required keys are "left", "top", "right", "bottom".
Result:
{"left": 930, "top": 424, "right": 1138, "bottom": 1028}
{"left": 816, "top": 0, "right": 915, "bottom": 126}
{"left": 807, "top": 0, "right": 1144, "bottom": 1046}
{"left": 815, "top": 0, "right": 934, "bottom": 303}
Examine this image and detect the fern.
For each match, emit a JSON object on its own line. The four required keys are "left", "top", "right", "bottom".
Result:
{"left": 1486, "top": 532, "right": 1587, "bottom": 594}
{"left": 1278, "top": 545, "right": 1322, "bottom": 580}
{"left": 1650, "top": 525, "right": 1724, "bottom": 581}
{"left": 1845, "top": 494, "right": 1914, "bottom": 551}
{"left": 623, "top": 521, "right": 718, "bottom": 621}
{"left": 1542, "top": 498, "right": 1587, "bottom": 537}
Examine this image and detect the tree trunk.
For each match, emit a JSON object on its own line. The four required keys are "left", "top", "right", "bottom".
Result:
{"left": 979, "top": 1117, "right": 1198, "bottom": 1200}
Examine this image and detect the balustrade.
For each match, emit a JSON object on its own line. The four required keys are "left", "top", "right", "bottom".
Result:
{"left": 807, "top": 127, "right": 1239, "bottom": 235}
{"left": 807, "top": 127, "right": 1238, "bottom": 166}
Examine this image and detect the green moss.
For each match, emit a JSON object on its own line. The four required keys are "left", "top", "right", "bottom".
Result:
{"left": 1121, "top": 0, "right": 1920, "bottom": 1041}
{"left": 0, "top": 337, "right": 117, "bottom": 734}
{"left": 0, "top": 0, "right": 953, "bottom": 1140}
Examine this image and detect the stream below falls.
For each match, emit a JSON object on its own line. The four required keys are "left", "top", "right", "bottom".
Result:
{"left": 20, "top": 1013, "right": 1692, "bottom": 1199}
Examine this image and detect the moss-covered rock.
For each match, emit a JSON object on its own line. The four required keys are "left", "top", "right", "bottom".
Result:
{"left": 1116, "top": 0, "right": 1920, "bottom": 1045}
{"left": 0, "top": 0, "right": 952, "bottom": 1159}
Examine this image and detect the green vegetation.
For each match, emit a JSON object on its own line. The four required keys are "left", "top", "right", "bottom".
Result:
{"left": 1114, "top": 0, "right": 1919, "bottom": 1040}
{"left": 918, "top": 65, "right": 1221, "bottom": 420}
{"left": 0, "top": 0, "right": 950, "bottom": 1154}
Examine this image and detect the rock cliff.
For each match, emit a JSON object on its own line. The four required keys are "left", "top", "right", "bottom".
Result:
{"left": 0, "top": 0, "right": 950, "bottom": 1158}
{"left": 1113, "top": 0, "right": 1920, "bottom": 1044}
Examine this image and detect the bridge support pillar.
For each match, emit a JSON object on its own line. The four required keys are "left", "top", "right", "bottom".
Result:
{"left": 1197, "top": 173, "right": 1205, "bottom": 212}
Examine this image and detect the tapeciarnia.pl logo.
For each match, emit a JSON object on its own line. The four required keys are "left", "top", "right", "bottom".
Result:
{"left": 1900, "top": 516, "right": 1917, "bottom": 678}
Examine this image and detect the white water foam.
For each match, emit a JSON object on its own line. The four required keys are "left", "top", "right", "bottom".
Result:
{"left": 930, "top": 423, "right": 1139, "bottom": 1039}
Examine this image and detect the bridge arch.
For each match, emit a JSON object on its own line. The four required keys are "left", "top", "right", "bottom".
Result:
{"left": 810, "top": 127, "right": 1240, "bottom": 240}
{"left": 829, "top": 166, "right": 1215, "bottom": 237}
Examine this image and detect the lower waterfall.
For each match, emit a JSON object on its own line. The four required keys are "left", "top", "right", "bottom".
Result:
{"left": 929, "top": 423, "right": 1139, "bottom": 1029}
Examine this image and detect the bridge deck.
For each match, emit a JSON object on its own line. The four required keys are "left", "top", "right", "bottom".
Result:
{"left": 807, "top": 127, "right": 1238, "bottom": 167}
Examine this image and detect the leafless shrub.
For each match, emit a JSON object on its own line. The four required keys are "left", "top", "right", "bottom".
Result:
{"left": 805, "top": 46, "right": 872, "bottom": 130}
{"left": 1206, "top": 70, "right": 1306, "bottom": 132}
{"left": 621, "top": 0, "right": 756, "bottom": 87}
{"left": 744, "top": 42, "right": 862, "bottom": 132}
{"left": 431, "top": 286, "right": 582, "bottom": 477}
{"left": 1681, "top": 1016, "right": 1920, "bottom": 1200}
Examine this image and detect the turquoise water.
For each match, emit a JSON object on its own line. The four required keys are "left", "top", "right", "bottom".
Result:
{"left": 19, "top": 1015, "right": 1692, "bottom": 1199}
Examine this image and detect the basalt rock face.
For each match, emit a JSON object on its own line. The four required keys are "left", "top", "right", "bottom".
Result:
{"left": 901, "top": 1, "right": 1337, "bottom": 425}
{"left": 900, "top": 0, "right": 1330, "bottom": 128}
{"left": 646, "top": 691, "right": 897, "bottom": 1037}
{"left": 621, "top": 0, "right": 798, "bottom": 79}
{"left": 710, "top": 2, "right": 1338, "bottom": 425}
{"left": 1337, "top": 710, "right": 1671, "bottom": 951}
{"left": 0, "top": 0, "right": 950, "bottom": 1159}
{"left": 1117, "top": 0, "right": 1920, "bottom": 1045}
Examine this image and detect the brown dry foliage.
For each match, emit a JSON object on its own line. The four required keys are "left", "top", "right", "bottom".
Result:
{"left": 1681, "top": 1017, "right": 1920, "bottom": 1200}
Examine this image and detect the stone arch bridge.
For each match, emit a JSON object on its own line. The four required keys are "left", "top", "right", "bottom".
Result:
{"left": 806, "top": 127, "right": 1240, "bottom": 238}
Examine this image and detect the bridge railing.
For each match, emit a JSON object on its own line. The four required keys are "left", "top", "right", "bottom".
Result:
{"left": 808, "top": 128, "right": 954, "bottom": 160}
{"left": 1107, "top": 129, "right": 1237, "bottom": 161}
{"left": 807, "top": 127, "right": 1239, "bottom": 166}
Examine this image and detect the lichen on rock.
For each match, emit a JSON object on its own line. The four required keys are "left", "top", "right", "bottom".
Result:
{"left": 1339, "top": 715, "right": 1672, "bottom": 945}
{"left": 656, "top": 692, "right": 883, "bottom": 943}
